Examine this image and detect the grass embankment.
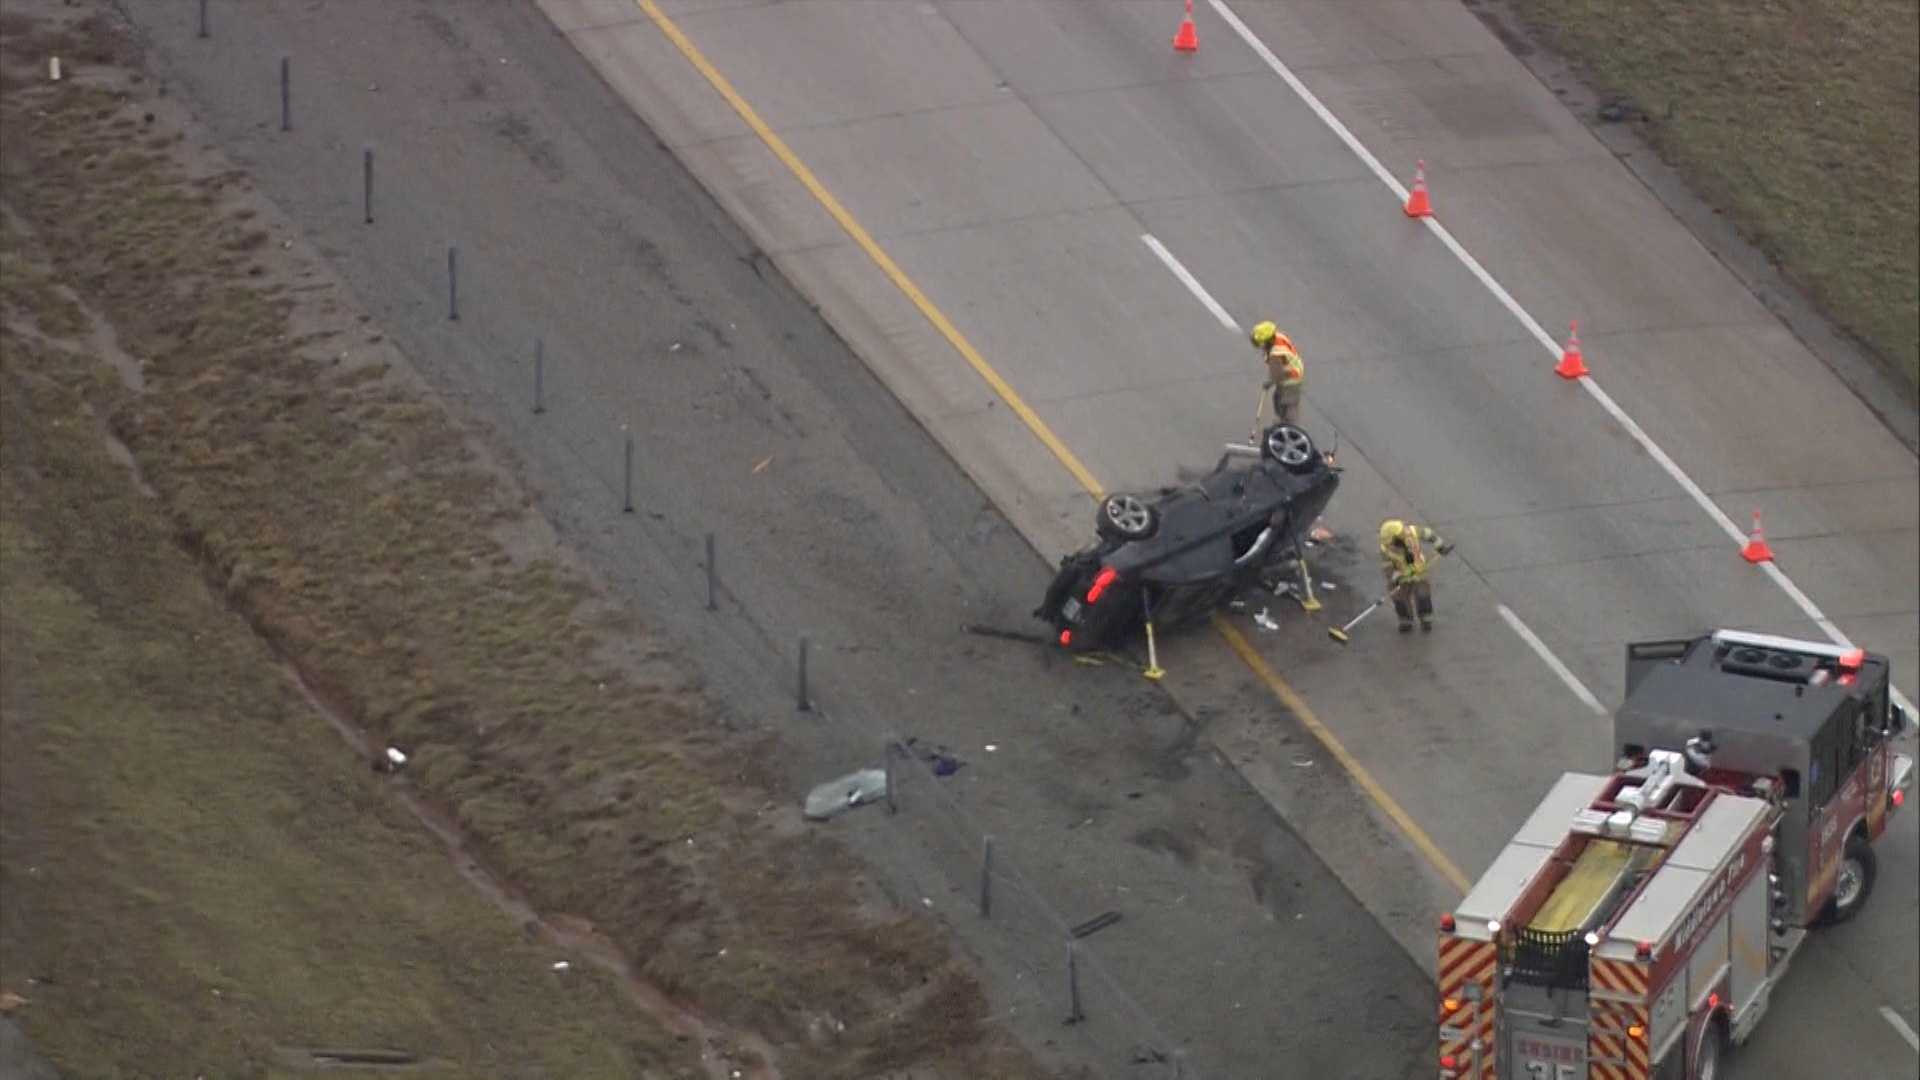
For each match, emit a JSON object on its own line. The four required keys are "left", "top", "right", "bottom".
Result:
{"left": 1505, "top": 0, "right": 1919, "bottom": 389}
{"left": 0, "top": 4, "right": 1040, "bottom": 1077}
{"left": 0, "top": 215, "right": 702, "bottom": 1077}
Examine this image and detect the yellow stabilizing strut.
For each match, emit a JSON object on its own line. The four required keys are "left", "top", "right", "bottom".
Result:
{"left": 1142, "top": 592, "right": 1166, "bottom": 681}
{"left": 1295, "top": 544, "right": 1323, "bottom": 613}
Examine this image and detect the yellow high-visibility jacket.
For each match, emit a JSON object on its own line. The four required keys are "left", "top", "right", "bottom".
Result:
{"left": 1380, "top": 523, "right": 1445, "bottom": 583}
{"left": 1266, "top": 342, "right": 1304, "bottom": 389}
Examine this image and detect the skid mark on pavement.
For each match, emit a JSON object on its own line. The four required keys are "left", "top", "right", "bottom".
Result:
{"left": 1207, "top": 0, "right": 1913, "bottom": 717}
{"left": 625, "top": 0, "right": 1474, "bottom": 900}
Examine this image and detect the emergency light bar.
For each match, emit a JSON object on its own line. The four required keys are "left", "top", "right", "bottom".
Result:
{"left": 1710, "top": 628, "right": 1855, "bottom": 662}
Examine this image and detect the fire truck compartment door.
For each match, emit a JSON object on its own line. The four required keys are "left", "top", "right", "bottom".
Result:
{"left": 1728, "top": 866, "right": 1769, "bottom": 1020}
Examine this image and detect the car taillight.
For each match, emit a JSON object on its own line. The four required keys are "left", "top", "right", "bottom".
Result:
{"left": 1085, "top": 567, "right": 1119, "bottom": 604}
{"left": 1058, "top": 629, "right": 1072, "bottom": 646}
{"left": 1894, "top": 789, "right": 1906, "bottom": 808}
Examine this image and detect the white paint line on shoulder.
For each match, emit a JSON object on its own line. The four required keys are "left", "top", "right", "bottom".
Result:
{"left": 1881, "top": 1005, "right": 1920, "bottom": 1054}
{"left": 1142, "top": 233, "right": 1240, "bottom": 333}
{"left": 1497, "top": 605, "right": 1608, "bottom": 716}
{"left": 1208, "top": 0, "right": 1913, "bottom": 714}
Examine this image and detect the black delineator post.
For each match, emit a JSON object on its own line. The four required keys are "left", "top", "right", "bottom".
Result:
{"left": 362, "top": 147, "right": 373, "bottom": 224}
{"left": 447, "top": 246, "right": 459, "bottom": 321}
{"left": 621, "top": 425, "right": 634, "bottom": 513}
{"left": 198, "top": 0, "right": 209, "bottom": 39}
{"left": 1065, "top": 941, "right": 1085, "bottom": 1025}
{"left": 532, "top": 339, "right": 546, "bottom": 414}
{"left": 703, "top": 532, "right": 717, "bottom": 610}
{"left": 279, "top": 57, "right": 290, "bottom": 132}
{"left": 796, "top": 636, "right": 811, "bottom": 711}
{"left": 979, "top": 835, "right": 994, "bottom": 918}
{"left": 883, "top": 740, "right": 896, "bottom": 815}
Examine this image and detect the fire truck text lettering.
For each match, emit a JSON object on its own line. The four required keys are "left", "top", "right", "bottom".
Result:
{"left": 1677, "top": 849, "right": 1747, "bottom": 955}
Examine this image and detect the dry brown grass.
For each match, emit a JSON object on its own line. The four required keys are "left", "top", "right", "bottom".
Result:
{"left": 1503, "top": 0, "right": 1920, "bottom": 388}
{"left": 0, "top": 3, "right": 1046, "bottom": 1076}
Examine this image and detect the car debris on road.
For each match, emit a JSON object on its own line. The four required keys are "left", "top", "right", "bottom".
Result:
{"left": 803, "top": 768, "right": 889, "bottom": 820}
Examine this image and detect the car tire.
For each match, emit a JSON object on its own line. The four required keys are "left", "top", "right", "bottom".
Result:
{"left": 1819, "top": 833, "right": 1877, "bottom": 925}
{"left": 1261, "top": 423, "right": 1318, "bottom": 473}
{"left": 1096, "top": 493, "right": 1158, "bottom": 541}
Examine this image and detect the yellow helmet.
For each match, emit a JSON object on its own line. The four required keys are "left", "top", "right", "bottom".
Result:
{"left": 1379, "top": 520, "right": 1407, "bottom": 547}
{"left": 1250, "top": 321, "right": 1278, "bottom": 348}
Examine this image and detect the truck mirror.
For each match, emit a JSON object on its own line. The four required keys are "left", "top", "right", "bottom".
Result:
{"left": 1890, "top": 705, "right": 1912, "bottom": 739}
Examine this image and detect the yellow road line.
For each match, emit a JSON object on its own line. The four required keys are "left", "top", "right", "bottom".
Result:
{"left": 633, "top": 0, "right": 1469, "bottom": 898}
{"left": 633, "top": 0, "right": 1103, "bottom": 499}
{"left": 1214, "top": 617, "right": 1472, "bottom": 892}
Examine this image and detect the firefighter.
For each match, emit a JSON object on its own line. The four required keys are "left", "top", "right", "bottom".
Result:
{"left": 1249, "top": 321, "right": 1304, "bottom": 431}
{"left": 1379, "top": 519, "right": 1454, "bottom": 632}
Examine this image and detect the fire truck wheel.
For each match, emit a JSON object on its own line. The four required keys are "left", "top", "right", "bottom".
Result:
{"left": 1823, "top": 834, "right": 1877, "bottom": 925}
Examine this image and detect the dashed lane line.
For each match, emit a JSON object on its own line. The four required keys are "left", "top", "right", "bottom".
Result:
{"left": 628, "top": 0, "right": 1476, "bottom": 900}
{"left": 1497, "top": 605, "right": 1608, "bottom": 716}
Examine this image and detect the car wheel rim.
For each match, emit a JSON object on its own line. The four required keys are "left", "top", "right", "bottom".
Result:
{"left": 1835, "top": 858, "right": 1863, "bottom": 909}
{"left": 1268, "top": 427, "right": 1312, "bottom": 466}
{"left": 1105, "top": 495, "right": 1151, "bottom": 536}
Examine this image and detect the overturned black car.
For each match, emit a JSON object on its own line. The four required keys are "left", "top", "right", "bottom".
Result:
{"left": 1034, "top": 424, "right": 1338, "bottom": 652}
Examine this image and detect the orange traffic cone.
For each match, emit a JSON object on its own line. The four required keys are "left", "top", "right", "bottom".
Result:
{"left": 1173, "top": 0, "right": 1198, "bottom": 52}
{"left": 1403, "top": 160, "right": 1432, "bottom": 218}
{"left": 1554, "top": 319, "right": 1590, "bottom": 379}
{"left": 1741, "top": 510, "right": 1775, "bottom": 564}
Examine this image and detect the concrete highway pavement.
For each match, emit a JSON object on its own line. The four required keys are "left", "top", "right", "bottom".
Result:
{"left": 112, "top": 0, "right": 1439, "bottom": 1075}
{"left": 541, "top": 0, "right": 1920, "bottom": 1075}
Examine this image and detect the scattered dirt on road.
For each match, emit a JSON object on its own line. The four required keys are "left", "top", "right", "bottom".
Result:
{"left": 0, "top": 2, "right": 1052, "bottom": 1076}
{"left": 1496, "top": 0, "right": 1920, "bottom": 389}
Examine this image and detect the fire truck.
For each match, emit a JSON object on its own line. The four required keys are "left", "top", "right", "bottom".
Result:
{"left": 1437, "top": 629, "right": 1915, "bottom": 1080}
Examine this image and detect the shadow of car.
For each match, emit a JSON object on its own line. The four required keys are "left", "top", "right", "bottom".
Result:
{"left": 1034, "top": 424, "right": 1339, "bottom": 652}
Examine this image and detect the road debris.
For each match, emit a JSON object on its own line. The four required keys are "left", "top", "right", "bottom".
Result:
{"left": 803, "top": 768, "right": 889, "bottom": 820}
{"left": 0, "top": 990, "right": 26, "bottom": 1014}
{"left": 1253, "top": 608, "right": 1280, "bottom": 632}
{"left": 751, "top": 455, "right": 772, "bottom": 474}
{"left": 961, "top": 623, "right": 1049, "bottom": 645}
{"left": 1070, "top": 911, "right": 1123, "bottom": 939}
{"left": 904, "top": 737, "right": 967, "bottom": 777}
{"left": 551, "top": 960, "right": 570, "bottom": 972}
{"left": 984, "top": 743, "right": 998, "bottom": 753}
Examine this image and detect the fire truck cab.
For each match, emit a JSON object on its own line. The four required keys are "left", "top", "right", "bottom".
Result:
{"left": 1437, "top": 629, "right": 1913, "bottom": 1080}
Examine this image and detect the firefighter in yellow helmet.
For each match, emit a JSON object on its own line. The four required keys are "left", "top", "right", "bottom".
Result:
{"left": 1250, "top": 321, "right": 1305, "bottom": 431}
{"left": 1379, "top": 519, "right": 1454, "bottom": 632}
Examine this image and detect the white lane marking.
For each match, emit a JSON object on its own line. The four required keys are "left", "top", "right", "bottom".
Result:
{"left": 1498, "top": 605, "right": 1607, "bottom": 716}
{"left": 1207, "top": 0, "right": 1914, "bottom": 713}
{"left": 1143, "top": 228, "right": 1610, "bottom": 717}
{"left": 1142, "top": 233, "right": 1239, "bottom": 332}
{"left": 1882, "top": 1006, "right": 1920, "bottom": 1053}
